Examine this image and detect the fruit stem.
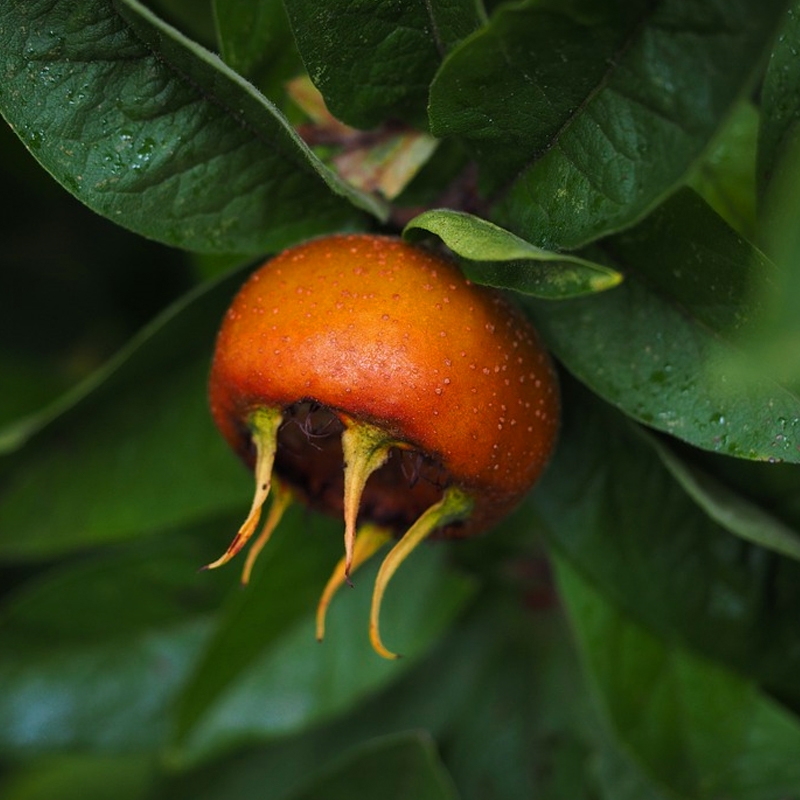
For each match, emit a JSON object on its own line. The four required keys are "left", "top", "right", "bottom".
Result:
{"left": 315, "top": 523, "right": 392, "bottom": 643}
{"left": 241, "top": 480, "right": 293, "bottom": 585}
{"left": 370, "top": 485, "right": 473, "bottom": 660}
{"left": 203, "top": 406, "right": 283, "bottom": 571}
{"left": 340, "top": 420, "right": 398, "bottom": 581}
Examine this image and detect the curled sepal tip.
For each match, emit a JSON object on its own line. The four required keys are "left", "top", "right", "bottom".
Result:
{"left": 341, "top": 420, "right": 397, "bottom": 580}
{"left": 370, "top": 486, "right": 473, "bottom": 659}
{"left": 316, "top": 523, "right": 391, "bottom": 643}
{"left": 203, "top": 406, "right": 283, "bottom": 571}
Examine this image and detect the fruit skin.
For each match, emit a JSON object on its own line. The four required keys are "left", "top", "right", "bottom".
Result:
{"left": 209, "top": 233, "right": 559, "bottom": 539}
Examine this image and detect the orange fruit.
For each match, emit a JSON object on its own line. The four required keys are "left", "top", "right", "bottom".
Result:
{"left": 207, "top": 234, "right": 559, "bottom": 656}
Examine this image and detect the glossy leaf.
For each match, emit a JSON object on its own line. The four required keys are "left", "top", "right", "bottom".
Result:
{"left": 0, "top": 0, "right": 382, "bottom": 255}
{"left": 439, "top": 601, "right": 598, "bottom": 800}
{"left": 171, "top": 540, "right": 475, "bottom": 763}
{"left": 746, "top": 128, "right": 800, "bottom": 397}
{"left": 686, "top": 101, "right": 759, "bottom": 238}
{"left": 286, "top": 732, "right": 457, "bottom": 800}
{"left": 159, "top": 584, "right": 681, "bottom": 800}
{"left": 649, "top": 434, "right": 800, "bottom": 561}
{"left": 212, "top": 0, "right": 301, "bottom": 94}
{"left": 528, "top": 190, "right": 800, "bottom": 462}
{"left": 155, "top": 600, "right": 495, "bottom": 798}
{"left": 533, "top": 380, "right": 800, "bottom": 707}
{"left": 404, "top": 209, "right": 621, "bottom": 298}
{"left": 284, "top": 0, "right": 483, "bottom": 129}
{"left": 0, "top": 269, "right": 250, "bottom": 559}
{"left": 757, "top": 0, "right": 800, "bottom": 196}
{"left": 430, "top": 0, "right": 642, "bottom": 189}
{"left": 687, "top": 452, "right": 800, "bottom": 541}
{"left": 555, "top": 554, "right": 800, "bottom": 799}
{"left": 431, "top": 0, "right": 788, "bottom": 249}
{"left": 0, "top": 531, "right": 228, "bottom": 753}
{"left": 169, "top": 507, "right": 342, "bottom": 758}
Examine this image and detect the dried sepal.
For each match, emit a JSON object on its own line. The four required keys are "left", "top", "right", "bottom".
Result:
{"left": 315, "top": 523, "right": 392, "bottom": 643}
{"left": 340, "top": 419, "right": 399, "bottom": 579}
{"left": 241, "top": 479, "right": 293, "bottom": 585}
{"left": 370, "top": 486, "right": 473, "bottom": 659}
{"left": 203, "top": 406, "right": 283, "bottom": 571}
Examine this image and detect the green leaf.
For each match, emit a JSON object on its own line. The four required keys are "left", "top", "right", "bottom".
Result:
{"left": 0, "top": 755, "right": 155, "bottom": 800}
{"left": 0, "top": 266, "right": 243, "bottom": 455}
{"left": 533, "top": 380, "right": 800, "bottom": 708}
{"left": 286, "top": 732, "right": 457, "bottom": 800}
{"left": 528, "top": 190, "right": 800, "bottom": 462}
{"left": 432, "top": 0, "right": 788, "bottom": 249}
{"left": 148, "top": 0, "right": 218, "bottom": 46}
{"left": 403, "top": 209, "right": 621, "bottom": 298}
{"left": 0, "top": 269, "right": 250, "bottom": 560}
{"left": 747, "top": 125, "right": 800, "bottom": 396}
{"left": 0, "top": 0, "right": 383, "bottom": 255}
{"left": 171, "top": 538, "right": 475, "bottom": 763}
{"left": 212, "top": 0, "right": 302, "bottom": 96}
{"left": 159, "top": 584, "right": 676, "bottom": 800}
{"left": 169, "top": 508, "right": 343, "bottom": 759}
{"left": 0, "top": 353, "right": 70, "bottom": 434}
{"left": 555, "top": 553, "right": 800, "bottom": 799}
{"left": 687, "top": 452, "right": 800, "bottom": 538}
{"left": 0, "top": 531, "right": 227, "bottom": 753}
{"left": 284, "top": 0, "right": 483, "bottom": 129}
{"left": 757, "top": 1, "right": 800, "bottom": 197}
{"left": 440, "top": 601, "right": 598, "bottom": 800}
{"left": 155, "top": 599, "right": 494, "bottom": 798}
{"left": 154, "top": 563, "right": 689, "bottom": 800}
{"left": 648, "top": 434, "right": 800, "bottom": 562}
{"left": 430, "top": 0, "right": 642, "bottom": 190}
{"left": 686, "top": 100, "right": 759, "bottom": 239}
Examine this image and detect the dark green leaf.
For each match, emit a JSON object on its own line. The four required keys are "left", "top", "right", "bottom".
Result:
{"left": 149, "top": 0, "right": 218, "bottom": 46}
{"left": 529, "top": 190, "right": 800, "bottom": 462}
{"left": 404, "top": 209, "right": 621, "bottom": 298}
{"left": 686, "top": 100, "right": 759, "bottom": 239}
{"left": 432, "top": 0, "right": 788, "bottom": 249}
{"left": 169, "top": 508, "right": 343, "bottom": 759}
{"left": 555, "top": 553, "right": 800, "bottom": 799}
{"left": 430, "top": 0, "right": 642, "bottom": 189}
{"left": 158, "top": 587, "right": 674, "bottom": 800}
{"left": 747, "top": 132, "right": 800, "bottom": 396}
{"left": 0, "top": 266, "right": 244, "bottom": 455}
{"left": 688, "top": 453, "right": 800, "bottom": 538}
{"left": 757, "top": 1, "right": 800, "bottom": 197}
{"left": 284, "top": 0, "right": 483, "bottom": 129}
{"left": 649, "top": 434, "right": 800, "bottom": 561}
{"left": 212, "top": 0, "right": 302, "bottom": 96}
{"left": 0, "top": 531, "right": 228, "bottom": 753}
{"left": 286, "top": 732, "right": 457, "bottom": 800}
{"left": 171, "top": 537, "right": 475, "bottom": 763}
{"left": 0, "top": 269, "right": 250, "bottom": 559}
{"left": 0, "top": 0, "right": 383, "bottom": 255}
{"left": 441, "top": 602, "right": 596, "bottom": 800}
{"left": 533, "top": 379, "right": 800, "bottom": 707}
{"left": 0, "top": 754, "right": 155, "bottom": 800}
{"left": 155, "top": 599, "right": 496, "bottom": 798}
{"left": 0, "top": 354, "right": 69, "bottom": 434}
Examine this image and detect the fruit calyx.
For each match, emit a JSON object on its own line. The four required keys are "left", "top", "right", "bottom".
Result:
{"left": 205, "top": 403, "right": 473, "bottom": 659}
{"left": 206, "top": 234, "right": 560, "bottom": 659}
